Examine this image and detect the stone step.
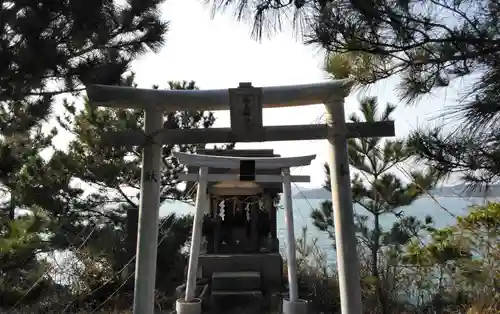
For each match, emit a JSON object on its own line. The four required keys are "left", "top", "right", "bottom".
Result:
{"left": 211, "top": 271, "right": 261, "bottom": 291}
{"left": 210, "top": 290, "right": 263, "bottom": 314}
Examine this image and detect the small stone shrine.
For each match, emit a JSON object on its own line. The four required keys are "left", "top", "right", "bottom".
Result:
{"left": 182, "top": 149, "right": 285, "bottom": 313}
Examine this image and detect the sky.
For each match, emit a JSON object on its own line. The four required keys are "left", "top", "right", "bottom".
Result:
{"left": 63, "top": 0, "right": 474, "bottom": 188}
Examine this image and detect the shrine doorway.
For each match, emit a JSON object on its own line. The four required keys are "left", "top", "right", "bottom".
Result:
{"left": 206, "top": 194, "right": 277, "bottom": 254}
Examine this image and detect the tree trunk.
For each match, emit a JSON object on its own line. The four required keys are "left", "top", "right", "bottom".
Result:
{"left": 8, "top": 195, "right": 15, "bottom": 220}
{"left": 124, "top": 206, "right": 139, "bottom": 287}
{"left": 372, "top": 213, "right": 388, "bottom": 314}
{"left": 5, "top": 195, "right": 15, "bottom": 237}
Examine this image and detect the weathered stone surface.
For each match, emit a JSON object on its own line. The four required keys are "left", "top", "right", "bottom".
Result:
{"left": 210, "top": 290, "right": 263, "bottom": 314}
{"left": 212, "top": 271, "right": 261, "bottom": 291}
{"left": 200, "top": 253, "right": 282, "bottom": 291}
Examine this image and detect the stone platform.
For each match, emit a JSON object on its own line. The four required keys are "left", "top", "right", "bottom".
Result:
{"left": 199, "top": 253, "right": 282, "bottom": 291}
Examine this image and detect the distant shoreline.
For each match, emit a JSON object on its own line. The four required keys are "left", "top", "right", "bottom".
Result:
{"left": 293, "top": 184, "right": 500, "bottom": 199}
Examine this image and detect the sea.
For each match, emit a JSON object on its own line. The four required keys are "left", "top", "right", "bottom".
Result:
{"left": 161, "top": 196, "right": 496, "bottom": 264}
{"left": 46, "top": 196, "right": 495, "bottom": 287}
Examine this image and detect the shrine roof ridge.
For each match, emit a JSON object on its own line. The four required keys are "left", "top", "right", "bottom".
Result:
{"left": 86, "top": 80, "right": 353, "bottom": 111}
{"left": 173, "top": 152, "right": 316, "bottom": 169}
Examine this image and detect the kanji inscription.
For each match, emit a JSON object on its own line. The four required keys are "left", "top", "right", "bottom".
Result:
{"left": 145, "top": 171, "right": 158, "bottom": 182}
{"left": 228, "top": 84, "right": 263, "bottom": 139}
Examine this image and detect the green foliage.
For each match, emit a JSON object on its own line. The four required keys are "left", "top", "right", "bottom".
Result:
{"left": 0, "top": 1, "right": 209, "bottom": 311}
{"left": 407, "top": 126, "right": 500, "bottom": 190}
{"left": 0, "top": 0, "right": 168, "bottom": 134}
{"left": 0, "top": 0, "right": 169, "bottom": 222}
{"left": 0, "top": 2, "right": 169, "bottom": 307}
{"left": 48, "top": 78, "right": 218, "bottom": 311}
{"left": 0, "top": 213, "right": 48, "bottom": 253}
{"left": 324, "top": 52, "right": 387, "bottom": 83}
{"left": 399, "top": 202, "right": 500, "bottom": 311}
{"left": 0, "top": 75, "right": 224, "bottom": 311}
{"left": 459, "top": 202, "right": 500, "bottom": 234}
{"left": 205, "top": 0, "right": 500, "bottom": 194}
{"left": 291, "top": 227, "right": 341, "bottom": 314}
{"left": 206, "top": 0, "right": 500, "bottom": 128}
{"left": 0, "top": 213, "right": 54, "bottom": 307}
{"left": 63, "top": 213, "right": 192, "bottom": 312}
{"left": 51, "top": 76, "right": 215, "bottom": 224}
{"left": 312, "top": 97, "right": 438, "bottom": 247}
{"left": 305, "top": 201, "right": 500, "bottom": 313}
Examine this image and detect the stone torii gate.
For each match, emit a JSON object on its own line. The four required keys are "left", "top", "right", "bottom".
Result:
{"left": 86, "top": 80, "right": 395, "bottom": 314}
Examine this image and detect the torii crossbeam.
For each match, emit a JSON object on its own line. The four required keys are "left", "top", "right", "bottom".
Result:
{"left": 86, "top": 80, "right": 396, "bottom": 314}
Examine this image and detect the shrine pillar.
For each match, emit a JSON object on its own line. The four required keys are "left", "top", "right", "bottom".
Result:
{"left": 266, "top": 192, "right": 279, "bottom": 252}
{"left": 282, "top": 167, "right": 298, "bottom": 300}
{"left": 177, "top": 166, "right": 208, "bottom": 314}
{"left": 281, "top": 168, "right": 308, "bottom": 314}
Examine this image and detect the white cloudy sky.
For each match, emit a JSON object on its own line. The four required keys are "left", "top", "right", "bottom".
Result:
{"left": 61, "top": 0, "right": 475, "bottom": 188}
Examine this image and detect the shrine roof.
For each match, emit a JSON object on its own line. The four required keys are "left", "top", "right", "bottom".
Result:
{"left": 182, "top": 149, "right": 312, "bottom": 193}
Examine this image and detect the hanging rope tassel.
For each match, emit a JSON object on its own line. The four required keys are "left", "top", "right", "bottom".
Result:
{"left": 218, "top": 200, "right": 226, "bottom": 221}
{"left": 245, "top": 203, "right": 251, "bottom": 221}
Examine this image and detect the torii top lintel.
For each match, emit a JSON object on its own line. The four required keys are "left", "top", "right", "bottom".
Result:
{"left": 173, "top": 152, "right": 316, "bottom": 169}
{"left": 86, "top": 80, "right": 353, "bottom": 111}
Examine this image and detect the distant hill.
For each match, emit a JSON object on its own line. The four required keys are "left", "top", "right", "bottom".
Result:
{"left": 432, "top": 184, "right": 500, "bottom": 197}
{"left": 292, "top": 187, "right": 330, "bottom": 199}
{"left": 293, "top": 184, "right": 500, "bottom": 199}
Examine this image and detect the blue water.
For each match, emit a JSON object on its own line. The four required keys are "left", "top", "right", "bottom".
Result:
{"left": 161, "top": 196, "right": 495, "bottom": 263}
{"left": 46, "top": 196, "right": 493, "bottom": 286}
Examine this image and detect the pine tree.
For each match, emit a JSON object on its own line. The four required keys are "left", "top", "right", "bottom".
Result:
{"left": 401, "top": 203, "right": 499, "bottom": 312}
{"left": 1, "top": 0, "right": 167, "bottom": 123}
{"left": 203, "top": 0, "right": 500, "bottom": 191}
{"left": 407, "top": 127, "right": 500, "bottom": 191}
{"left": 0, "top": 210, "right": 56, "bottom": 307}
{"left": 204, "top": 1, "right": 500, "bottom": 125}
{"left": 0, "top": 1, "right": 215, "bottom": 310}
{"left": 55, "top": 76, "right": 216, "bottom": 231}
{"left": 0, "top": 0, "right": 169, "bottom": 217}
{"left": 46, "top": 77, "right": 233, "bottom": 310}
{"left": 0, "top": 75, "right": 232, "bottom": 310}
{"left": 311, "top": 97, "right": 438, "bottom": 312}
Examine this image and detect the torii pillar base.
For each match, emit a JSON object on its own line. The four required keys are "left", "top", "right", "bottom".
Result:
{"left": 282, "top": 298, "right": 308, "bottom": 314}
{"left": 176, "top": 298, "right": 202, "bottom": 314}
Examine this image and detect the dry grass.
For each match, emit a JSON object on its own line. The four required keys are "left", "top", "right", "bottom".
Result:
{"left": 3, "top": 296, "right": 499, "bottom": 314}
{"left": 465, "top": 296, "right": 500, "bottom": 314}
